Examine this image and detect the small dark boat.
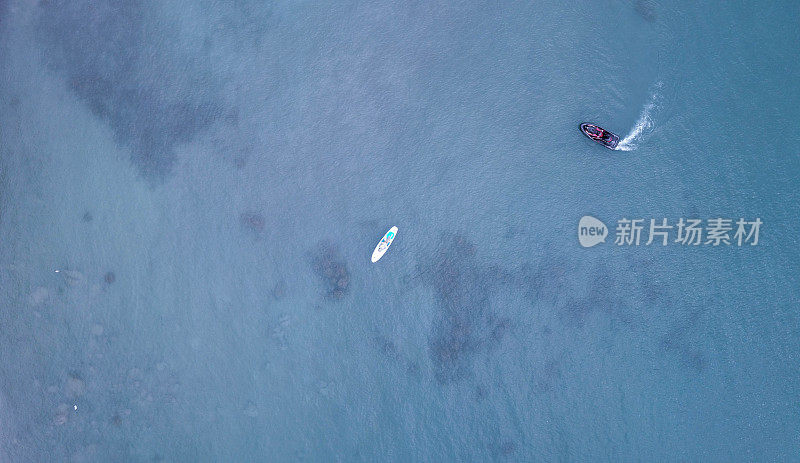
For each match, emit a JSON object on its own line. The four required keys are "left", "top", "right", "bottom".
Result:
{"left": 580, "top": 123, "right": 620, "bottom": 149}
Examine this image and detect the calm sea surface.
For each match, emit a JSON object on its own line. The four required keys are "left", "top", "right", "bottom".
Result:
{"left": 1, "top": 1, "right": 798, "bottom": 461}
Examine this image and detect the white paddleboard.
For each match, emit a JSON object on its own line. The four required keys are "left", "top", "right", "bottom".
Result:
{"left": 371, "top": 226, "right": 398, "bottom": 263}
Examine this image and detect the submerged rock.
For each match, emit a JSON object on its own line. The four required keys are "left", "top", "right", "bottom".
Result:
{"left": 58, "top": 269, "right": 86, "bottom": 287}
{"left": 271, "top": 280, "right": 287, "bottom": 300}
{"left": 243, "top": 403, "right": 259, "bottom": 417}
{"left": 53, "top": 403, "right": 71, "bottom": 426}
{"left": 240, "top": 212, "right": 265, "bottom": 233}
{"left": 499, "top": 441, "right": 516, "bottom": 457}
{"left": 311, "top": 242, "right": 350, "bottom": 299}
{"left": 29, "top": 287, "right": 50, "bottom": 306}
{"left": 418, "top": 233, "right": 508, "bottom": 384}
{"left": 634, "top": 0, "right": 656, "bottom": 22}
{"left": 66, "top": 372, "right": 85, "bottom": 398}
{"left": 38, "top": 1, "right": 225, "bottom": 181}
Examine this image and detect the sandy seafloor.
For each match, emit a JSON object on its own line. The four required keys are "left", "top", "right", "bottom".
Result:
{"left": 1, "top": 1, "right": 799, "bottom": 461}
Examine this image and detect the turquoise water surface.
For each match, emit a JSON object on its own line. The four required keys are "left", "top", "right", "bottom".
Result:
{"left": 1, "top": 1, "right": 799, "bottom": 461}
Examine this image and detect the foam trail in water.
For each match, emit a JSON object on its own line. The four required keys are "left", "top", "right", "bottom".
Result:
{"left": 616, "top": 82, "right": 662, "bottom": 151}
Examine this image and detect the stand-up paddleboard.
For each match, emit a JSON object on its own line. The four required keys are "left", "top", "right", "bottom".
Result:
{"left": 371, "top": 226, "right": 398, "bottom": 263}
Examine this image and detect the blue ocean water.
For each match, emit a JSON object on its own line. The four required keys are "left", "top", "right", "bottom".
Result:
{"left": 1, "top": 0, "right": 799, "bottom": 461}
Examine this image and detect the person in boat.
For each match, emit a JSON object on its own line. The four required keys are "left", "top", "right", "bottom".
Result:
{"left": 590, "top": 126, "right": 607, "bottom": 140}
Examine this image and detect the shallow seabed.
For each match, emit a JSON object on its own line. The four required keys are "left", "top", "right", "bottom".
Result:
{"left": 1, "top": 1, "right": 799, "bottom": 461}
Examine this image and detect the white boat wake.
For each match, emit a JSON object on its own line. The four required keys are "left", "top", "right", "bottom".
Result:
{"left": 616, "top": 82, "right": 662, "bottom": 151}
